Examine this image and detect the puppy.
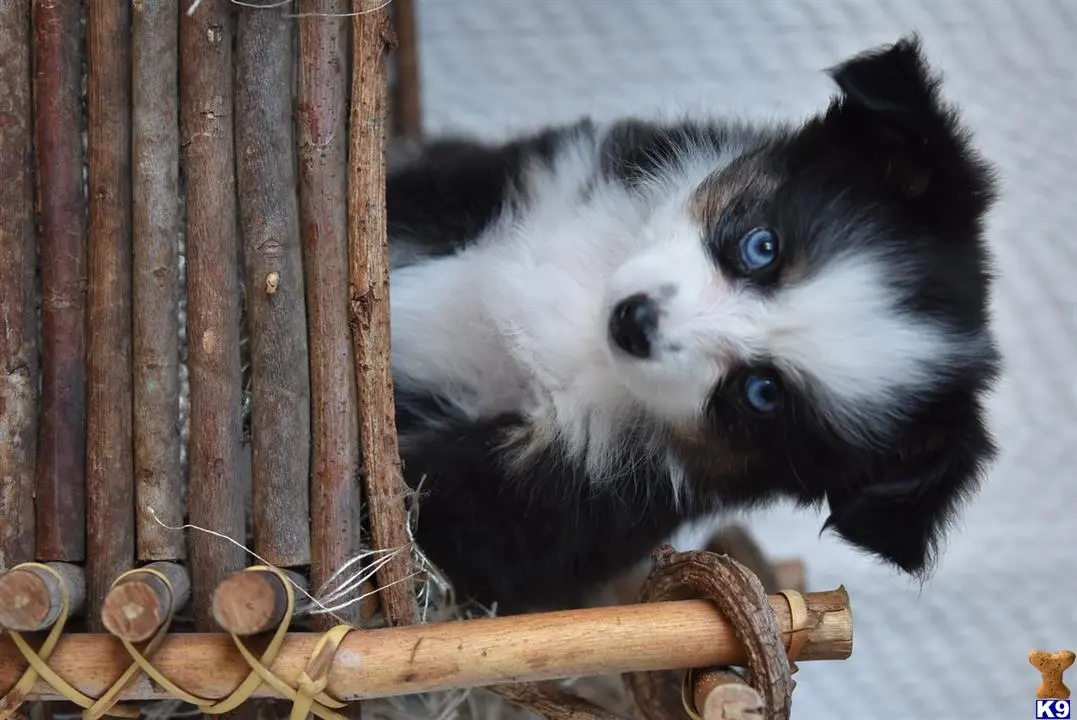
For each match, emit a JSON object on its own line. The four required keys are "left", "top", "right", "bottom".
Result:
{"left": 386, "top": 36, "right": 1000, "bottom": 614}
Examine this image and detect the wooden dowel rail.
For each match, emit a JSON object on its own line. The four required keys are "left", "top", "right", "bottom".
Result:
{"left": 0, "top": 589, "right": 851, "bottom": 704}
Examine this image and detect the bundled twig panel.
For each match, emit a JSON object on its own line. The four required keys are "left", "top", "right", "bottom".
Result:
{"left": 235, "top": 3, "right": 312, "bottom": 570}
{"left": 31, "top": 0, "right": 87, "bottom": 565}
{"left": 132, "top": 0, "right": 184, "bottom": 562}
{"left": 0, "top": 0, "right": 37, "bottom": 570}
{"left": 297, "top": 0, "right": 362, "bottom": 627}
{"left": 349, "top": 0, "right": 417, "bottom": 628}
{"left": 84, "top": 0, "right": 135, "bottom": 629}
{"left": 180, "top": 0, "right": 247, "bottom": 629}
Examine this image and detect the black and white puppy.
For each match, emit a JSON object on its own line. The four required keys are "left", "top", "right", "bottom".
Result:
{"left": 387, "top": 36, "right": 1000, "bottom": 614}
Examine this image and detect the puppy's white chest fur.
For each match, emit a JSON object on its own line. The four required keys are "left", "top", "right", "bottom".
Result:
{"left": 388, "top": 143, "right": 643, "bottom": 429}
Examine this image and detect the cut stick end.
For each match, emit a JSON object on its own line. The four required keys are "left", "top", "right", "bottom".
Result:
{"left": 703, "top": 685, "right": 765, "bottom": 719}
{"left": 807, "top": 586, "right": 853, "bottom": 661}
{"left": 101, "top": 581, "right": 166, "bottom": 642}
{"left": 211, "top": 571, "right": 285, "bottom": 636}
{"left": 0, "top": 570, "right": 52, "bottom": 631}
{"left": 693, "top": 669, "right": 765, "bottom": 720}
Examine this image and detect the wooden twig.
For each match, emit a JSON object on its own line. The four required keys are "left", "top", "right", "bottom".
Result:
{"left": 693, "top": 670, "right": 764, "bottom": 720}
{"left": 0, "top": 563, "right": 84, "bottom": 632}
{"left": 390, "top": 0, "right": 421, "bottom": 139}
{"left": 487, "top": 682, "right": 623, "bottom": 720}
{"left": 348, "top": 0, "right": 415, "bottom": 628}
{"left": 0, "top": 0, "right": 37, "bottom": 571}
{"left": 132, "top": 0, "right": 184, "bottom": 562}
{"left": 84, "top": 0, "right": 135, "bottom": 631}
{"left": 31, "top": 0, "right": 87, "bottom": 566}
{"left": 100, "top": 562, "right": 190, "bottom": 643}
{"left": 297, "top": 0, "right": 361, "bottom": 631}
{"left": 210, "top": 569, "right": 309, "bottom": 637}
{"left": 235, "top": 2, "right": 312, "bottom": 570}
{"left": 0, "top": 590, "right": 851, "bottom": 703}
{"left": 179, "top": 0, "right": 247, "bottom": 630}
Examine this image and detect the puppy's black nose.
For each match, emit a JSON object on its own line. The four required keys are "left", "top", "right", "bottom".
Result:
{"left": 609, "top": 293, "right": 658, "bottom": 359}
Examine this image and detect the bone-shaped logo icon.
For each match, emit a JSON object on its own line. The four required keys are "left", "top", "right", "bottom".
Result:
{"left": 1030, "top": 650, "right": 1076, "bottom": 700}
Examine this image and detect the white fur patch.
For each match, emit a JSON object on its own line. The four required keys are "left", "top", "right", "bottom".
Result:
{"left": 759, "top": 254, "right": 984, "bottom": 439}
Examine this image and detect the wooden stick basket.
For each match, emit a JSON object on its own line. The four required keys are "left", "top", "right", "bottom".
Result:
{"left": 0, "top": 2, "right": 853, "bottom": 718}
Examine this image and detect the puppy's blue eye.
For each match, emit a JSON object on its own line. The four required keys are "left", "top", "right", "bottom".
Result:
{"left": 738, "top": 228, "right": 779, "bottom": 271}
{"left": 743, "top": 373, "right": 781, "bottom": 414}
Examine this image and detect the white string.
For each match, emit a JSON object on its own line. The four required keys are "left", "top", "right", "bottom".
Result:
{"left": 309, "top": 545, "right": 399, "bottom": 600}
{"left": 147, "top": 505, "right": 434, "bottom": 626}
{"left": 230, "top": 0, "right": 292, "bottom": 9}
{"left": 147, "top": 505, "right": 414, "bottom": 625}
{"left": 186, "top": 0, "right": 394, "bottom": 19}
{"left": 287, "top": 0, "right": 393, "bottom": 19}
{"left": 301, "top": 549, "right": 404, "bottom": 615}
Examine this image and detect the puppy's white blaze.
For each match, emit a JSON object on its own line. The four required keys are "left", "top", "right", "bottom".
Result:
{"left": 760, "top": 253, "right": 963, "bottom": 439}
{"left": 602, "top": 194, "right": 728, "bottom": 422}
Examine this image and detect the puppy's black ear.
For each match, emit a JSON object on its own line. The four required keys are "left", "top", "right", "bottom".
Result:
{"left": 820, "top": 35, "right": 995, "bottom": 211}
{"left": 827, "top": 35, "right": 941, "bottom": 132}
{"left": 822, "top": 394, "right": 996, "bottom": 575}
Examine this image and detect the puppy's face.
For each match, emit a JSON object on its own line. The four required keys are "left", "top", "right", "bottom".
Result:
{"left": 603, "top": 36, "right": 1000, "bottom": 575}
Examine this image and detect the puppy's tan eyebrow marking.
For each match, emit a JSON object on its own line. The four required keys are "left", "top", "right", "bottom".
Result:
{"left": 690, "top": 154, "right": 779, "bottom": 228}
